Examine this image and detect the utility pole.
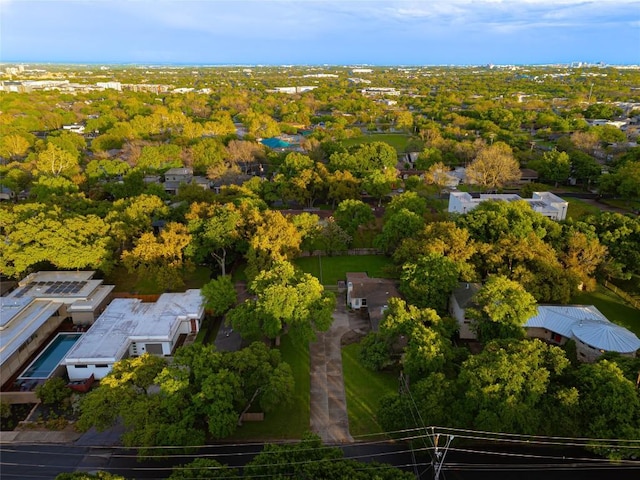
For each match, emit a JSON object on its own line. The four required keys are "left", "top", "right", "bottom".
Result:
{"left": 431, "top": 427, "right": 454, "bottom": 480}
{"left": 588, "top": 83, "right": 594, "bottom": 103}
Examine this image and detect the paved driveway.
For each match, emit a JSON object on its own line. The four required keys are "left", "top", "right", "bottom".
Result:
{"left": 310, "top": 297, "right": 364, "bottom": 444}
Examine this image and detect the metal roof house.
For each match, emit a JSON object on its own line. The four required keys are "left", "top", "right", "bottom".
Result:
{"left": 63, "top": 290, "right": 205, "bottom": 381}
{"left": 525, "top": 305, "right": 640, "bottom": 362}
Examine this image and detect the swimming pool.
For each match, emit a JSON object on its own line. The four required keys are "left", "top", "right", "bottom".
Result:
{"left": 18, "top": 333, "right": 82, "bottom": 379}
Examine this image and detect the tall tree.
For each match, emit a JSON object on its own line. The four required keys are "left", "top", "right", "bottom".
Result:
{"left": 399, "top": 253, "right": 460, "bottom": 314}
{"left": 121, "top": 222, "right": 192, "bottom": 291}
{"left": 539, "top": 149, "right": 571, "bottom": 187}
{"left": 334, "top": 199, "right": 375, "bottom": 237}
{"left": 455, "top": 339, "right": 573, "bottom": 435}
{"left": 228, "top": 261, "right": 334, "bottom": 342}
{"left": 187, "top": 203, "right": 242, "bottom": 276}
{"left": 469, "top": 275, "right": 538, "bottom": 342}
{"left": 576, "top": 360, "right": 640, "bottom": 459}
{"left": 465, "top": 141, "right": 521, "bottom": 190}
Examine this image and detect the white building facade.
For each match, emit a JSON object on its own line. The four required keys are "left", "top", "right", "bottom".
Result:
{"left": 64, "top": 290, "right": 205, "bottom": 381}
{"left": 448, "top": 191, "right": 568, "bottom": 220}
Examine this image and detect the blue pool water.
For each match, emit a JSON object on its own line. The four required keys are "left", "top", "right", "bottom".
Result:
{"left": 19, "top": 333, "right": 82, "bottom": 379}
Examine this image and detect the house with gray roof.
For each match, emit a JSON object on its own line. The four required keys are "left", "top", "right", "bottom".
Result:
{"left": 346, "top": 272, "right": 400, "bottom": 331}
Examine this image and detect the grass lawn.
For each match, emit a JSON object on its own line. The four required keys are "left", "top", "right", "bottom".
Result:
{"left": 230, "top": 335, "right": 310, "bottom": 440}
{"left": 565, "top": 198, "right": 602, "bottom": 221}
{"left": 571, "top": 285, "right": 640, "bottom": 336}
{"left": 341, "top": 133, "right": 411, "bottom": 152}
{"left": 294, "top": 255, "right": 395, "bottom": 285}
{"left": 342, "top": 343, "right": 399, "bottom": 439}
{"left": 599, "top": 198, "right": 640, "bottom": 213}
{"left": 103, "top": 265, "right": 211, "bottom": 294}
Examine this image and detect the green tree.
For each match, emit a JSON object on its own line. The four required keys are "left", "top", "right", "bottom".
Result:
{"left": 399, "top": 253, "right": 459, "bottom": 314}
{"left": 244, "top": 432, "right": 413, "bottom": 480}
{"left": 378, "top": 298, "right": 455, "bottom": 380}
{"left": 362, "top": 168, "right": 396, "bottom": 206}
{"left": 78, "top": 343, "right": 294, "bottom": 454}
{"left": 385, "top": 191, "right": 428, "bottom": 218}
{"left": 55, "top": 473, "right": 127, "bottom": 480}
{"left": 576, "top": 360, "right": 640, "bottom": 459}
{"left": 202, "top": 276, "right": 237, "bottom": 316}
{"left": 375, "top": 208, "right": 425, "bottom": 254}
{"left": 169, "top": 458, "right": 238, "bottom": 479}
{"left": 469, "top": 275, "right": 538, "bottom": 342}
{"left": 187, "top": 203, "right": 242, "bottom": 277}
{"left": 229, "top": 261, "right": 334, "bottom": 342}
{"left": 455, "top": 339, "right": 572, "bottom": 435}
{"left": 539, "top": 149, "right": 571, "bottom": 187}
{"left": 334, "top": 199, "right": 375, "bottom": 237}
{"left": 0, "top": 205, "right": 113, "bottom": 278}
{"left": 317, "top": 217, "right": 351, "bottom": 255}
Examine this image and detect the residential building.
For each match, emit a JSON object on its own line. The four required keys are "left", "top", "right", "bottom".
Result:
{"left": 449, "top": 282, "right": 482, "bottom": 340}
{"left": 449, "top": 285, "right": 640, "bottom": 361}
{"left": 64, "top": 290, "right": 204, "bottom": 381}
{"left": 525, "top": 305, "right": 640, "bottom": 362}
{"left": 0, "top": 271, "right": 114, "bottom": 386}
{"left": 163, "top": 167, "right": 193, "bottom": 194}
{"left": 346, "top": 272, "right": 400, "bottom": 331}
{"left": 448, "top": 191, "right": 568, "bottom": 220}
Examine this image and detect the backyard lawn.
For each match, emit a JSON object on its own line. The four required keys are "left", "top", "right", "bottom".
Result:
{"left": 230, "top": 335, "right": 310, "bottom": 440}
{"left": 342, "top": 343, "right": 399, "bottom": 439}
{"left": 294, "top": 255, "right": 395, "bottom": 285}
{"left": 341, "top": 133, "right": 411, "bottom": 152}
{"left": 103, "top": 265, "right": 211, "bottom": 294}
{"left": 571, "top": 284, "right": 640, "bottom": 336}
{"left": 565, "top": 198, "right": 602, "bottom": 221}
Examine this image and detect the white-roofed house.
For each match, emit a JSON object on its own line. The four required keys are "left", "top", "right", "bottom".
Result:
{"left": 0, "top": 271, "right": 114, "bottom": 387}
{"left": 63, "top": 290, "right": 205, "bottom": 381}
{"left": 447, "top": 191, "right": 568, "bottom": 220}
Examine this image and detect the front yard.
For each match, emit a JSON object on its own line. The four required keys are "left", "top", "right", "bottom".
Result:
{"left": 229, "top": 334, "right": 310, "bottom": 440}
{"left": 342, "top": 343, "right": 399, "bottom": 439}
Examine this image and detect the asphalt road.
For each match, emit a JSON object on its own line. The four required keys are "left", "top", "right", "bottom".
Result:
{"left": 2, "top": 443, "right": 639, "bottom": 480}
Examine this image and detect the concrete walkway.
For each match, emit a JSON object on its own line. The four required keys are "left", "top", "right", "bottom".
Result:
{"left": 309, "top": 298, "right": 354, "bottom": 444}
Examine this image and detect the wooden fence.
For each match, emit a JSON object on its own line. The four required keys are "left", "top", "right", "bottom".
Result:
{"left": 111, "top": 292, "right": 162, "bottom": 302}
{"left": 603, "top": 280, "right": 640, "bottom": 310}
{"left": 298, "top": 248, "right": 383, "bottom": 258}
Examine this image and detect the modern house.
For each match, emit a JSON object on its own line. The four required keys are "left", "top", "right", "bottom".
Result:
{"left": 524, "top": 305, "right": 640, "bottom": 362}
{"left": 449, "top": 284, "right": 640, "bottom": 361}
{"left": 448, "top": 191, "right": 568, "bottom": 220}
{"left": 346, "top": 272, "right": 400, "bottom": 331}
{"left": 0, "top": 271, "right": 114, "bottom": 387}
{"left": 64, "top": 290, "right": 205, "bottom": 381}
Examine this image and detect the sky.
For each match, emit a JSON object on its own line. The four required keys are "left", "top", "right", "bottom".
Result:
{"left": 0, "top": 0, "right": 639, "bottom": 65}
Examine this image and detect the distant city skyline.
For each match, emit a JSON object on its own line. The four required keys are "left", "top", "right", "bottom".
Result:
{"left": 1, "top": 0, "right": 639, "bottom": 66}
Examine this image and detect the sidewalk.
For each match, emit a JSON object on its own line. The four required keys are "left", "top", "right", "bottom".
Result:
{"left": 0, "top": 428, "right": 82, "bottom": 444}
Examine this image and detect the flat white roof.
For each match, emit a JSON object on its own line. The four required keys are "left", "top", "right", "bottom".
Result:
{"left": 1, "top": 271, "right": 115, "bottom": 367}
{"left": 64, "top": 290, "right": 204, "bottom": 364}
